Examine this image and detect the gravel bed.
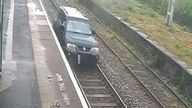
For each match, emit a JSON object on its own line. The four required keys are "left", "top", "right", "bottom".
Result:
{"left": 63, "top": 1, "right": 188, "bottom": 108}
{"left": 71, "top": 61, "right": 124, "bottom": 107}
{"left": 97, "top": 35, "right": 160, "bottom": 108}
{"left": 70, "top": 1, "right": 188, "bottom": 107}
{"left": 44, "top": 0, "right": 188, "bottom": 107}
{"left": 51, "top": 0, "right": 160, "bottom": 107}
{"left": 92, "top": 19, "right": 186, "bottom": 108}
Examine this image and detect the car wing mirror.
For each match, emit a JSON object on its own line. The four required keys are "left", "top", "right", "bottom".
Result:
{"left": 60, "top": 25, "right": 65, "bottom": 30}
{"left": 92, "top": 29, "right": 96, "bottom": 35}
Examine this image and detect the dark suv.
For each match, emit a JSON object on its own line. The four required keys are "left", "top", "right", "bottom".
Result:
{"left": 55, "top": 6, "right": 99, "bottom": 64}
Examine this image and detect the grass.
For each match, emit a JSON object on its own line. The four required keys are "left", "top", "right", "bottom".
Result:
{"left": 94, "top": 0, "right": 192, "bottom": 68}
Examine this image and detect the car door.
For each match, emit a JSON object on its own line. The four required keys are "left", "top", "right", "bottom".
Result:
{"left": 58, "top": 10, "right": 66, "bottom": 32}
{"left": 57, "top": 9, "right": 66, "bottom": 43}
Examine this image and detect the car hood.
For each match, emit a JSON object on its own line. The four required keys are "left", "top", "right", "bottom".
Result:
{"left": 66, "top": 32, "right": 98, "bottom": 47}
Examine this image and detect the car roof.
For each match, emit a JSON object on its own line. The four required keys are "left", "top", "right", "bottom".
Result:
{"left": 60, "top": 6, "right": 88, "bottom": 20}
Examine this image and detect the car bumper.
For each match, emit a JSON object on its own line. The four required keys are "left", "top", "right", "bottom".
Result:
{"left": 67, "top": 51, "right": 99, "bottom": 61}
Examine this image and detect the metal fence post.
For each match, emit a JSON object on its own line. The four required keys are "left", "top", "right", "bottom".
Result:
{"left": 166, "top": 0, "right": 175, "bottom": 26}
{"left": 0, "top": 0, "right": 3, "bottom": 72}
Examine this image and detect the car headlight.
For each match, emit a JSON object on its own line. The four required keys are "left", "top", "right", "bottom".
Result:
{"left": 90, "top": 47, "right": 99, "bottom": 55}
{"left": 66, "top": 43, "right": 76, "bottom": 53}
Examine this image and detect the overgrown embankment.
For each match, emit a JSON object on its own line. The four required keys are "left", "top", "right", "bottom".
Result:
{"left": 94, "top": 0, "right": 192, "bottom": 68}
{"left": 137, "top": 0, "right": 192, "bottom": 27}
{"left": 78, "top": 0, "right": 192, "bottom": 103}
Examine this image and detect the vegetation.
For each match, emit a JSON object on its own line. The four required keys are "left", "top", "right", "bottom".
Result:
{"left": 147, "top": 48, "right": 161, "bottom": 67}
{"left": 177, "top": 0, "right": 192, "bottom": 21}
{"left": 94, "top": 0, "right": 192, "bottom": 68}
{"left": 137, "top": 0, "right": 168, "bottom": 14}
{"left": 137, "top": 0, "right": 192, "bottom": 21}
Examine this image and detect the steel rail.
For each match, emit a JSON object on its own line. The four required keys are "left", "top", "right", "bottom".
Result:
{"left": 85, "top": 7, "right": 190, "bottom": 108}
{"left": 94, "top": 29, "right": 165, "bottom": 108}
{"left": 105, "top": 27, "right": 191, "bottom": 108}
{"left": 70, "top": 66, "right": 92, "bottom": 108}
{"left": 51, "top": 0, "right": 164, "bottom": 107}
{"left": 72, "top": 1, "right": 190, "bottom": 107}
{"left": 63, "top": 1, "right": 128, "bottom": 107}
{"left": 71, "top": 64, "right": 128, "bottom": 108}
{"left": 49, "top": 0, "right": 59, "bottom": 10}
{"left": 50, "top": 0, "right": 189, "bottom": 107}
{"left": 46, "top": 0, "right": 92, "bottom": 107}
{"left": 96, "top": 64, "right": 128, "bottom": 108}
{"left": 50, "top": 0, "right": 128, "bottom": 107}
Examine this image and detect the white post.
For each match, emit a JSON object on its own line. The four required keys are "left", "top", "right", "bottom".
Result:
{"left": 166, "top": 0, "right": 171, "bottom": 25}
{"left": 166, "top": 0, "right": 175, "bottom": 26}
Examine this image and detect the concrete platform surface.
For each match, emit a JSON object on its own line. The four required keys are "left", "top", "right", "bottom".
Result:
{"left": 0, "top": 0, "right": 88, "bottom": 108}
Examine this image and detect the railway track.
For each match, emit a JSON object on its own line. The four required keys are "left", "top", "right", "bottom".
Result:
{"left": 71, "top": 63, "right": 127, "bottom": 108}
{"left": 43, "top": 0, "right": 191, "bottom": 107}
{"left": 44, "top": 0, "right": 128, "bottom": 107}
{"left": 93, "top": 27, "right": 189, "bottom": 108}
{"left": 63, "top": 1, "right": 190, "bottom": 108}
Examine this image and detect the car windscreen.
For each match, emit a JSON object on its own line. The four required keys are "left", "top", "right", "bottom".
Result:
{"left": 66, "top": 19, "right": 92, "bottom": 35}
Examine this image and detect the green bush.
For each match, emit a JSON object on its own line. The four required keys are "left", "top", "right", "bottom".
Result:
{"left": 137, "top": 0, "right": 168, "bottom": 14}
{"left": 136, "top": 0, "right": 192, "bottom": 23}
{"left": 177, "top": 0, "right": 192, "bottom": 21}
{"left": 148, "top": 9, "right": 159, "bottom": 17}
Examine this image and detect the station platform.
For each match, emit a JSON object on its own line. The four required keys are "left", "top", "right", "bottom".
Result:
{"left": 0, "top": 0, "right": 88, "bottom": 108}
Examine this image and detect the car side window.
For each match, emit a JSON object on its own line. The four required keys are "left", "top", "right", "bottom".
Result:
{"left": 58, "top": 9, "right": 66, "bottom": 26}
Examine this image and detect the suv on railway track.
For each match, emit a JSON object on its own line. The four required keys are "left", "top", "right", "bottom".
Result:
{"left": 55, "top": 6, "right": 99, "bottom": 64}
